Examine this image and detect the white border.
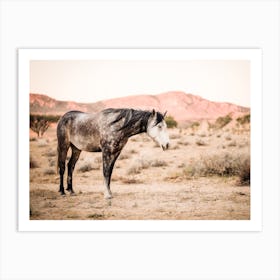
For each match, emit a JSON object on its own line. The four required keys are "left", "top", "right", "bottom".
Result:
{"left": 18, "top": 49, "right": 262, "bottom": 231}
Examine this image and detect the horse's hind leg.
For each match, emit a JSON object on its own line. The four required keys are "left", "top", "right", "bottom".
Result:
{"left": 57, "top": 144, "right": 70, "bottom": 195}
{"left": 66, "top": 144, "right": 81, "bottom": 194}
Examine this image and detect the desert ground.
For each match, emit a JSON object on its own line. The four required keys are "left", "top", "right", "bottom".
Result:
{"left": 30, "top": 122, "right": 250, "bottom": 220}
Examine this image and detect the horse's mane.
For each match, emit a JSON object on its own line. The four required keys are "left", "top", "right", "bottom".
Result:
{"left": 103, "top": 108, "right": 164, "bottom": 132}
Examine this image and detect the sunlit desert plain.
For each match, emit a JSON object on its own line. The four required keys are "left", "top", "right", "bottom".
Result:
{"left": 29, "top": 103, "right": 250, "bottom": 220}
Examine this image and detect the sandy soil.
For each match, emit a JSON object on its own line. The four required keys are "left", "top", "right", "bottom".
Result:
{"left": 30, "top": 124, "right": 250, "bottom": 220}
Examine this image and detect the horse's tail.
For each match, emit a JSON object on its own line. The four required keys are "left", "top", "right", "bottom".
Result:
{"left": 56, "top": 146, "right": 59, "bottom": 175}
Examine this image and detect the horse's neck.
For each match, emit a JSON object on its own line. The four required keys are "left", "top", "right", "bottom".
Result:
{"left": 127, "top": 120, "right": 146, "bottom": 137}
{"left": 117, "top": 109, "right": 150, "bottom": 138}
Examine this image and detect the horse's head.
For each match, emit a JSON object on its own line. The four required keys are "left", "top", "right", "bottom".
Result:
{"left": 147, "top": 109, "right": 170, "bottom": 151}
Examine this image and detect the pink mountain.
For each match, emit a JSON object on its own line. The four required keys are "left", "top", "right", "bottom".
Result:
{"left": 30, "top": 91, "right": 249, "bottom": 122}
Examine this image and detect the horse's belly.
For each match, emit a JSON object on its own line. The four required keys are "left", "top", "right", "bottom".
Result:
{"left": 70, "top": 135, "right": 101, "bottom": 152}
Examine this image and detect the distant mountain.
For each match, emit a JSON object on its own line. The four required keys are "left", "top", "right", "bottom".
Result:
{"left": 30, "top": 91, "right": 249, "bottom": 122}
{"left": 30, "top": 94, "right": 105, "bottom": 115}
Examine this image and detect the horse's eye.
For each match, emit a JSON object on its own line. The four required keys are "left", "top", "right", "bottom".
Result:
{"left": 158, "top": 124, "right": 162, "bottom": 129}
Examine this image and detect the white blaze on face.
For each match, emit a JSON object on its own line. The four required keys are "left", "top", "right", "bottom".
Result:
{"left": 147, "top": 112, "right": 170, "bottom": 150}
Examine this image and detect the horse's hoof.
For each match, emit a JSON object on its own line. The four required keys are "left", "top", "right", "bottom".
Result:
{"left": 104, "top": 194, "right": 112, "bottom": 199}
{"left": 66, "top": 188, "right": 75, "bottom": 194}
{"left": 70, "top": 192, "right": 76, "bottom": 196}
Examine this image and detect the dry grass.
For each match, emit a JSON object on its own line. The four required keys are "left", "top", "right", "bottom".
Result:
{"left": 198, "top": 133, "right": 207, "bottom": 137}
{"left": 165, "top": 152, "right": 250, "bottom": 186}
{"left": 44, "top": 168, "right": 56, "bottom": 175}
{"left": 170, "top": 144, "right": 180, "bottom": 150}
{"left": 225, "top": 135, "right": 232, "bottom": 141}
{"left": 169, "top": 134, "right": 181, "bottom": 140}
{"left": 116, "top": 176, "right": 144, "bottom": 184}
{"left": 48, "top": 158, "right": 56, "bottom": 167}
{"left": 87, "top": 213, "right": 105, "bottom": 219}
{"left": 195, "top": 139, "right": 207, "bottom": 146}
{"left": 43, "top": 149, "right": 56, "bottom": 157}
{"left": 184, "top": 153, "right": 250, "bottom": 180}
{"left": 127, "top": 159, "right": 151, "bottom": 175}
{"left": 236, "top": 157, "right": 250, "bottom": 185}
{"left": 150, "top": 159, "right": 168, "bottom": 167}
{"left": 228, "top": 140, "right": 237, "bottom": 147}
{"left": 30, "top": 124, "right": 250, "bottom": 220}
{"left": 127, "top": 158, "right": 168, "bottom": 175}
{"left": 119, "top": 153, "right": 130, "bottom": 160}
{"left": 37, "top": 139, "right": 49, "bottom": 147}
{"left": 78, "top": 163, "right": 94, "bottom": 172}
{"left": 177, "top": 140, "right": 190, "bottom": 146}
{"left": 94, "top": 157, "right": 102, "bottom": 164}
{"left": 30, "top": 156, "right": 39, "bottom": 168}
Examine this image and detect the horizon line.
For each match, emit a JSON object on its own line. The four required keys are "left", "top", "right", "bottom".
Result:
{"left": 29, "top": 91, "right": 250, "bottom": 109}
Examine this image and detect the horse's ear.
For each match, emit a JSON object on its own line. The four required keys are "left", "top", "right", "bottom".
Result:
{"left": 151, "top": 109, "right": 156, "bottom": 117}
{"left": 163, "top": 111, "right": 167, "bottom": 118}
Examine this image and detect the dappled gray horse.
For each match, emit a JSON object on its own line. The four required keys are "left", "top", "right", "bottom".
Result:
{"left": 57, "top": 108, "right": 170, "bottom": 199}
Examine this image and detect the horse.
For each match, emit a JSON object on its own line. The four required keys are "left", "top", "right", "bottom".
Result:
{"left": 56, "top": 108, "right": 170, "bottom": 199}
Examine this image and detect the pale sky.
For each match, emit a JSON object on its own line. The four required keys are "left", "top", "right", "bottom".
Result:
{"left": 30, "top": 60, "right": 250, "bottom": 107}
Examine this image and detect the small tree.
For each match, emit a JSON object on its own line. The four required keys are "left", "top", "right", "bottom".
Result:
{"left": 165, "top": 115, "right": 178, "bottom": 128}
{"left": 30, "top": 117, "right": 50, "bottom": 137}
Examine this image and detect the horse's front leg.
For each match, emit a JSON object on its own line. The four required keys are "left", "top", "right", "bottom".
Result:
{"left": 102, "top": 147, "right": 121, "bottom": 199}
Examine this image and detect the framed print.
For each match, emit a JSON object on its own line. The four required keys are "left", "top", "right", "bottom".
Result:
{"left": 18, "top": 48, "right": 262, "bottom": 231}
{"left": 1, "top": 1, "right": 280, "bottom": 280}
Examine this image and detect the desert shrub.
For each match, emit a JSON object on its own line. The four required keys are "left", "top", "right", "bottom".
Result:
{"left": 119, "top": 153, "right": 130, "bottom": 160}
{"left": 43, "top": 150, "right": 56, "bottom": 157}
{"left": 150, "top": 159, "right": 168, "bottom": 167}
{"left": 214, "top": 114, "right": 232, "bottom": 129}
{"left": 48, "top": 159, "right": 56, "bottom": 167}
{"left": 44, "top": 168, "right": 56, "bottom": 175}
{"left": 237, "top": 114, "right": 250, "bottom": 125}
{"left": 237, "top": 157, "right": 250, "bottom": 185}
{"left": 127, "top": 159, "right": 151, "bottom": 175}
{"left": 94, "top": 157, "right": 102, "bottom": 164}
{"left": 195, "top": 139, "right": 207, "bottom": 146}
{"left": 170, "top": 144, "right": 180, "bottom": 150}
{"left": 30, "top": 156, "right": 39, "bottom": 168}
{"left": 225, "top": 135, "right": 232, "bottom": 141}
{"left": 165, "top": 115, "right": 177, "bottom": 128}
{"left": 169, "top": 133, "right": 181, "bottom": 140}
{"left": 228, "top": 140, "right": 237, "bottom": 147}
{"left": 177, "top": 140, "right": 189, "bottom": 146}
{"left": 190, "top": 121, "right": 200, "bottom": 129}
{"left": 184, "top": 153, "right": 250, "bottom": 182}
{"left": 37, "top": 139, "right": 49, "bottom": 147}
{"left": 78, "top": 162, "right": 94, "bottom": 173}
{"left": 119, "top": 176, "right": 143, "bottom": 184}
{"left": 198, "top": 133, "right": 206, "bottom": 137}
{"left": 87, "top": 213, "right": 104, "bottom": 219}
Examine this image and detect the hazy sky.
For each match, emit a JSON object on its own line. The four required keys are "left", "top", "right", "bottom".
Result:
{"left": 30, "top": 60, "right": 250, "bottom": 107}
